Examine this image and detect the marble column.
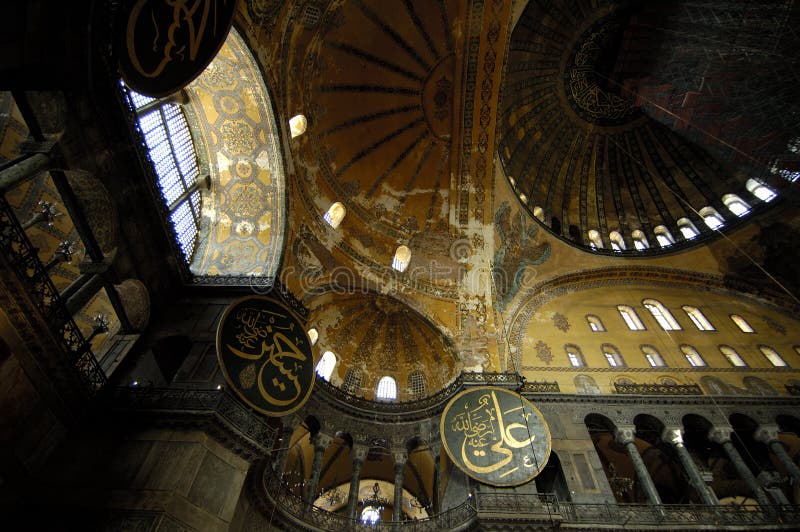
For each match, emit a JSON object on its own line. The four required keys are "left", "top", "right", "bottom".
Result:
{"left": 273, "top": 424, "right": 295, "bottom": 475}
{"left": 615, "top": 426, "right": 662, "bottom": 505}
{"left": 304, "top": 433, "right": 331, "bottom": 504}
{"left": 663, "top": 427, "right": 718, "bottom": 505}
{"left": 392, "top": 452, "right": 408, "bottom": 523}
{"left": 755, "top": 424, "right": 800, "bottom": 486}
{"left": 347, "top": 446, "right": 368, "bottom": 520}
{"left": 708, "top": 426, "right": 771, "bottom": 507}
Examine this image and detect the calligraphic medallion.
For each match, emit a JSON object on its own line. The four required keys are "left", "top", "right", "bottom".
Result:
{"left": 216, "top": 296, "right": 314, "bottom": 416}
{"left": 440, "top": 387, "right": 551, "bottom": 486}
{"left": 119, "top": 0, "right": 238, "bottom": 97}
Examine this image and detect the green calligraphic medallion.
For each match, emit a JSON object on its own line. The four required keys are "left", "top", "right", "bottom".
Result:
{"left": 216, "top": 296, "right": 314, "bottom": 416}
{"left": 440, "top": 386, "right": 551, "bottom": 486}
{"left": 119, "top": 0, "right": 238, "bottom": 97}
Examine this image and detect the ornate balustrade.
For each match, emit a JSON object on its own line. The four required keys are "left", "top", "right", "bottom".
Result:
{"left": 0, "top": 194, "right": 105, "bottom": 394}
{"left": 519, "top": 380, "right": 560, "bottom": 393}
{"left": 615, "top": 382, "right": 703, "bottom": 395}
{"left": 111, "top": 386, "right": 277, "bottom": 459}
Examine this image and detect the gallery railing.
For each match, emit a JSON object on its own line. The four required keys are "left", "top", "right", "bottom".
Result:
{"left": 615, "top": 382, "right": 703, "bottom": 395}
{"left": 259, "top": 464, "right": 478, "bottom": 531}
{"left": 0, "top": 193, "right": 106, "bottom": 394}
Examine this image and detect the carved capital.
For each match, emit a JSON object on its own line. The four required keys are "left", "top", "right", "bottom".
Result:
{"left": 314, "top": 433, "right": 333, "bottom": 451}
{"left": 707, "top": 426, "right": 734, "bottom": 445}
{"left": 662, "top": 427, "right": 684, "bottom": 446}
{"left": 392, "top": 451, "right": 408, "bottom": 465}
{"left": 754, "top": 424, "right": 780, "bottom": 444}
{"left": 615, "top": 425, "right": 636, "bottom": 445}
{"left": 351, "top": 444, "right": 369, "bottom": 462}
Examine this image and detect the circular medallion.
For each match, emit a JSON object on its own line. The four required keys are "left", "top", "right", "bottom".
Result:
{"left": 216, "top": 296, "right": 315, "bottom": 416}
{"left": 440, "top": 386, "right": 551, "bottom": 486}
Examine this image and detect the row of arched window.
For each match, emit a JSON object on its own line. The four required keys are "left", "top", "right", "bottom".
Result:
{"left": 564, "top": 343, "right": 792, "bottom": 369}
{"left": 521, "top": 179, "right": 776, "bottom": 251}
{"left": 585, "top": 300, "right": 758, "bottom": 333}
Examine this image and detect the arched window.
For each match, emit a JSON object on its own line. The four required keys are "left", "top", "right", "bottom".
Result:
{"left": 609, "top": 231, "right": 626, "bottom": 251}
{"left": 408, "top": 371, "right": 426, "bottom": 399}
{"left": 719, "top": 345, "right": 747, "bottom": 367}
{"left": 122, "top": 85, "right": 201, "bottom": 261}
{"left": 587, "top": 229, "right": 604, "bottom": 249}
{"left": 586, "top": 315, "right": 605, "bottom": 332}
{"left": 722, "top": 194, "right": 750, "bottom": 217}
{"left": 643, "top": 299, "right": 681, "bottom": 331}
{"left": 565, "top": 344, "right": 585, "bottom": 367}
{"left": 631, "top": 230, "right": 649, "bottom": 250}
{"left": 518, "top": 192, "right": 528, "bottom": 204}
{"left": 760, "top": 345, "right": 788, "bottom": 367}
{"left": 677, "top": 217, "right": 699, "bottom": 239}
{"left": 617, "top": 305, "right": 645, "bottom": 330}
{"left": 324, "top": 202, "right": 346, "bottom": 229}
{"left": 602, "top": 344, "right": 625, "bottom": 367}
{"left": 289, "top": 114, "right": 307, "bottom": 138}
{"left": 681, "top": 345, "right": 707, "bottom": 367}
{"left": 307, "top": 328, "right": 319, "bottom": 346}
{"left": 730, "top": 314, "right": 755, "bottom": 333}
{"left": 699, "top": 206, "right": 724, "bottom": 230}
{"left": 392, "top": 245, "right": 411, "bottom": 272}
{"left": 508, "top": 176, "right": 516, "bottom": 187}
{"left": 315, "top": 351, "right": 337, "bottom": 380}
{"left": 342, "top": 368, "right": 362, "bottom": 394}
{"left": 641, "top": 345, "right": 666, "bottom": 367}
{"left": 532, "top": 206, "right": 545, "bottom": 222}
{"left": 682, "top": 306, "right": 715, "bottom": 331}
{"left": 653, "top": 225, "right": 675, "bottom": 248}
{"left": 746, "top": 178, "right": 777, "bottom": 202}
{"left": 376, "top": 376, "right": 397, "bottom": 400}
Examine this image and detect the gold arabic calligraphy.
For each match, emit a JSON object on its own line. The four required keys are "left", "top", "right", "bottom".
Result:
{"left": 226, "top": 306, "right": 308, "bottom": 407}
{"left": 450, "top": 391, "right": 536, "bottom": 475}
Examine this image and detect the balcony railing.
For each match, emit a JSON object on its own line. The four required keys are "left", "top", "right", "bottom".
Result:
{"left": 615, "top": 382, "right": 703, "bottom": 395}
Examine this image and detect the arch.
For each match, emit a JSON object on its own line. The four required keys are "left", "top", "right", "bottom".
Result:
{"left": 376, "top": 376, "right": 397, "bottom": 400}
{"left": 407, "top": 370, "right": 426, "bottom": 399}
{"left": 699, "top": 206, "right": 725, "bottom": 230}
{"left": 289, "top": 114, "right": 307, "bottom": 138}
{"left": 315, "top": 351, "right": 337, "bottom": 381}
{"left": 565, "top": 344, "right": 585, "bottom": 367}
{"left": 392, "top": 245, "right": 412, "bottom": 272}
{"left": 653, "top": 225, "right": 674, "bottom": 248}
{"left": 532, "top": 206, "right": 545, "bottom": 222}
{"left": 746, "top": 178, "right": 777, "bottom": 202}
{"left": 307, "top": 328, "right": 318, "bottom": 346}
{"left": 324, "top": 202, "right": 346, "bottom": 229}
{"left": 518, "top": 192, "right": 528, "bottom": 204}
{"left": 587, "top": 229, "right": 604, "bottom": 249}
{"left": 700, "top": 376, "right": 732, "bottom": 395}
{"left": 617, "top": 305, "right": 645, "bottom": 330}
{"left": 743, "top": 376, "right": 778, "bottom": 396}
{"left": 719, "top": 345, "right": 747, "bottom": 367}
{"left": 608, "top": 231, "right": 626, "bottom": 251}
{"left": 631, "top": 229, "right": 649, "bottom": 250}
{"left": 643, "top": 299, "right": 681, "bottom": 331}
{"left": 730, "top": 314, "right": 755, "bottom": 333}
{"left": 574, "top": 374, "right": 600, "bottom": 394}
{"left": 759, "top": 345, "right": 788, "bottom": 367}
{"left": 601, "top": 344, "right": 625, "bottom": 367}
{"left": 586, "top": 314, "right": 605, "bottom": 332}
{"left": 682, "top": 306, "right": 715, "bottom": 331}
{"left": 722, "top": 194, "right": 751, "bottom": 217}
{"left": 535, "top": 451, "right": 571, "bottom": 501}
{"left": 677, "top": 217, "right": 699, "bottom": 239}
{"left": 681, "top": 345, "right": 707, "bottom": 367}
{"left": 641, "top": 345, "right": 666, "bottom": 367}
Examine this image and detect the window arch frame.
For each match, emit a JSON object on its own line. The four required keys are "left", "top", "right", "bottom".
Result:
{"left": 324, "top": 202, "right": 346, "bottom": 229}
{"left": 641, "top": 344, "right": 666, "bottom": 367}
{"left": 745, "top": 178, "right": 776, "bottom": 202}
{"left": 608, "top": 231, "right": 626, "bottom": 251}
{"left": 587, "top": 229, "right": 604, "bottom": 249}
{"left": 585, "top": 314, "right": 605, "bottom": 332}
{"left": 719, "top": 345, "right": 747, "bottom": 367}
{"left": 653, "top": 225, "right": 675, "bottom": 248}
{"left": 730, "top": 314, "right": 755, "bottom": 333}
{"left": 601, "top": 344, "right": 625, "bottom": 367}
{"left": 677, "top": 217, "right": 700, "bottom": 240}
{"left": 682, "top": 306, "right": 715, "bottom": 331}
{"left": 643, "top": 299, "right": 682, "bottom": 331}
{"left": 722, "top": 193, "right": 751, "bottom": 217}
{"left": 631, "top": 229, "right": 649, "bottom": 250}
{"left": 392, "top": 245, "right": 412, "bottom": 272}
{"left": 759, "top": 345, "right": 788, "bottom": 367}
{"left": 315, "top": 351, "right": 337, "bottom": 380}
{"left": 681, "top": 345, "right": 707, "bottom": 367}
{"left": 289, "top": 114, "right": 307, "bottom": 138}
{"left": 376, "top": 376, "right": 398, "bottom": 400}
{"left": 699, "top": 206, "right": 725, "bottom": 230}
{"left": 565, "top": 344, "right": 586, "bottom": 367}
{"left": 617, "top": 305, "right": 645, "bottom": 331}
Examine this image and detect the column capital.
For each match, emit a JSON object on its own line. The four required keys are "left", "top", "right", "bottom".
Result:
{"left": 754, "top": 424, "right": 780, "bottom": 444}
{"left": 392, "top": 450, "right": 408, "bottom": 466}
{"left": 662, "top": 427, "right": 684, "bottom": 446}
{"left": 707, "top": 426, "right": 734, "bottom": 445}
{"left": 351, "top": 444, "right": 368, "bottom": 462}
{"left": 314, "top": 433, "right": 332, "bottom": 451}
{"left": 615, "top": 425, "right": 636, "bottom": 445}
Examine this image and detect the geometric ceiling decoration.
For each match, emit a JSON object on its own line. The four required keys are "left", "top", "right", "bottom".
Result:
{"left": 499, "top": 0, "right": 758, "bottom": 254}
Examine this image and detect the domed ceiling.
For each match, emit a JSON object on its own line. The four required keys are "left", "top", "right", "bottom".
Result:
{"left": 499, "top": 0, "right": 747, "bottom": 253}
{"left": 307, "top": 291, "right": 459, "bottom": 400}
